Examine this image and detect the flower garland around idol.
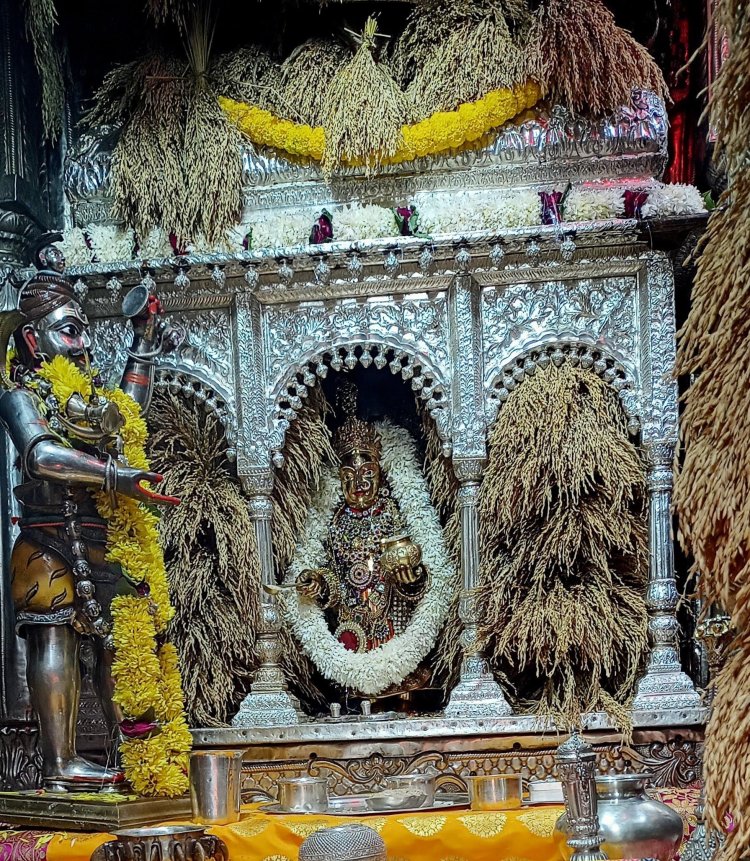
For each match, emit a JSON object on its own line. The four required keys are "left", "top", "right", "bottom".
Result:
{"left": 219, "top": 80, "right": 542, "bottom": 167}
{"left": 35, "top": 355, "right": 191, "bottom": 797}
{"left": 283, "top": 420, "right": 456, "bottom": 695}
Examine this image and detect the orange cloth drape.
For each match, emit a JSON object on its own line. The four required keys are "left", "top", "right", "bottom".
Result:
{"left": 44, "top": 804, "right": 566, "bottom": 861}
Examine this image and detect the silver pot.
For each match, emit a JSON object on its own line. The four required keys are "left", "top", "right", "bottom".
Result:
{"left": 277, "top": 776, "right": 329, "bottom": 813}
{"left": 468, "top": 774, "right": 523, "bottom": 810}
{"left": 92, "top": 825, "right": 228, "bottom": 861}
{"left": 554, "top": 773, "right": 684, "bottom": 861}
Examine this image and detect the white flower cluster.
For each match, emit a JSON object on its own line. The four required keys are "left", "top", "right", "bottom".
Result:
{"left": 564, "top": 186, "right": 625, "bottom": 222}
{"left": 417, "top": 189, "right": 540, "bottom": 234}
{"left": 58, "top": 227, "right": 92, "bottom": 266}
{"left": 641, "top": 183, "right": 707, "bottom": 218}
{"left": 86, "top": 224, "right": 137, "bottom": 263}
{"left": 283, "top": 419, "right": 457, "bottom": 695}
{"left": 334, "top": 204, "right": 396, "bottom": 241}
{"left": 59, "top": 182, "right": 707, "bottom": 266}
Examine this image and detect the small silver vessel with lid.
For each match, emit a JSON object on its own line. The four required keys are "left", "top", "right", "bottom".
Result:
{"left": 299, "top": 823, "right": 387, "bottom": 861}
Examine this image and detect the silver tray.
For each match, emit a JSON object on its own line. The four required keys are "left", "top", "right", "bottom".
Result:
{"left": 260, "top": 792, "right": 470, "bottom": 817}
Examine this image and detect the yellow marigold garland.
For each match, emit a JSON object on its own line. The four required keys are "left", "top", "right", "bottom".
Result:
{"left": 219, "top": 79, "right": 541, "bottom": 168}
{"left": 35, "top": 355, "right": 190, "bottom": 797}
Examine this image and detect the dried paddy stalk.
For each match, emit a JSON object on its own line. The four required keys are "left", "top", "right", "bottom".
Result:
{"left": 280, "top": 39, "right": 352, "bottom": 126}
{"left": 393, "top": 0, "right": 538, "bottom": 118}
{"left": 271, "top": 386, "right": 336, "bottom": 708}
{"left": 212, "top": 45, "right": 282, "bottom": 112}
{"left": 85, "top": 9, "right": 243, "bottom": 244}
{"left": 478, "top": 363, "right": 648, "bottom": 728}
{"left": 674, "top": 3, "right": 750, "bottom": 858}
{"left": 407, "top": 7, "right": 530, "bottom": 116}
{"left": 538, "top": 0, "right": 667, "bottom": 115}
{"left": 421, "top": 406, "right": 462, "bottom": 687}
{"left": 148, "top": 392, "right": 261, "bottom": 727}
{"left": 321, "top": 17, "right": 408, "bottom": 176}
{"left": 24, "top": 0, "right": 65, "bottom": 140}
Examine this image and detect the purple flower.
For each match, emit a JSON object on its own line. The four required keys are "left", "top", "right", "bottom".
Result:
{"left": 540, "top": 191, "right": 564, "bottom": 225}
{"left": 624, "top": 190, "right": 649, "bottom": 219}
{"left": 310, "top": 210, "right": 334, "bottom": 244}
{"left": 120, "top": 718, "right": 160, "bottom": 738}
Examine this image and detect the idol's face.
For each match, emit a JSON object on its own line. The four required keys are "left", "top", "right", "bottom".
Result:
{"left": 38, "top": 244, "right": 66, "bottom": 274}
{"left": 23, "top": 301, "right": 92, "bottom": 368}
{"left": 340, "top": 451, "right": 381, "bottom": 509}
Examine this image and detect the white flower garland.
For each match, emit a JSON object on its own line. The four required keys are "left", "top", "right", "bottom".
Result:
{"left": 64, "top": 181, "right": 707, "bottom": 263}
{"left": 282, "top": 420, "right": 457, "bottom": 695}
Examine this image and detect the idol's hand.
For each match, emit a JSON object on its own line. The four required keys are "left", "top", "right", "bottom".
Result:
{"left": 391, "top": 563, "right": 421, "bottom": 585}
{"left": 296, "top": 569, "right": 327, "bottom": 601}
{"left": 117, "top": 466, "right": 180, "bottom": 506}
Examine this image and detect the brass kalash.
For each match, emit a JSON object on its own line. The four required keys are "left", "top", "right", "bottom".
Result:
{"left": 0, "top": 234, "right": 191, "bottom": 830}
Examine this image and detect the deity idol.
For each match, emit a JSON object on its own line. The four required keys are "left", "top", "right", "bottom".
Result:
{"left": 296, "top": 383, "right": 428, "bottom": 654}
{"left": 0, "top": 234, "right": 181, "bottom": 791}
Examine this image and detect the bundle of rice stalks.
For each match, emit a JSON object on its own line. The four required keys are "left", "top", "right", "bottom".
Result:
{"left": 280, "top": 39, "right": 352, "bottom": 127}
{"left": 212, "top": 45, "right": 282, "bottom": 113}
{"left": 144, "top": 0, "right": 196, "bottom": 24}
{"left": 478, "top": 363, "right": 648, "bottom": 728}
{"left": 85, "top": 9, "right": 243, "bottom": 245}
{"left": 271, "top": 386, "right": 336, "bottom": 708}
{"left": 24, "top": 0, "right": 65, "bottom": 140}
{"left": 537, "top": 0, "right": 667, "bottom": 115}
{"left": 321, "top": 17, "right": 408, "bottom": 175}
{"left": 392, "top": 0, "right": 538, "bottom": 118}
{"left": 148, "top": 392, "right": 261, "bottom": 727}
{"left": 420, "top": 405, "right": 462, "bottom": 687}
{"left": 674, "top": 3, "right": 750, "bottom": 857}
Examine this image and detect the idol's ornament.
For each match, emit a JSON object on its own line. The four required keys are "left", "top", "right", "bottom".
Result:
{"left": 285, "top": 379, "right": 455, "bottom": 698}
{"left": 296, "top": 380, "right": 428, "bottom": 655}
{"left": 0, "top": 233, "right": 191, "bottom": 796}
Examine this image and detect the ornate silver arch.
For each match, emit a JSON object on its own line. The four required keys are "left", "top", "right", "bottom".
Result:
{"left": 486, "top": 339, "right": 641, "bottom": 436}
{"left": 269, "top": 339, "right": 451, "bottom": 467}
{"left": 154, "top": 367, "right": 238, "bottom": 461}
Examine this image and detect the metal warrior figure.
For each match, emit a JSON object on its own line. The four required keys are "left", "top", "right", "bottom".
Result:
{"left": 0, "top": 233, "right": 181, "bottom": 791}
{"left": 296, "top": 381, "right": 428, "bottom": 654}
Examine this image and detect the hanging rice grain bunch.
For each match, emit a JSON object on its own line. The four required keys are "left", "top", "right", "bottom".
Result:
{"left": 144, "top": 0, "right": 196, "bottom": 24}
{"left": 420, "top": 404, "right": 462, "bottom": 688}
{"left": 271, "top": 386, "right": 335, "bottom": 709}
{"left": 280, "top": 39, "right": 352, "bottom": 127}
{"left": 212, "top": 45, "right": 282, "bottom": 113}
{"left": 321, "top": 17, "right": 408, "bottom": 176}
{"left": 88, "top": 54, "right": 189, "bottom": 244}
{"left": 393, "top": 0, "right": 538, "bottom": 118}
{"left": 148, "top": 392, "right": 261, "bottom": 727}
{"left": 537, "top": 0, "right": 667, "bottom": 115}
{"left": 478, "top": 362, "right": 648, "bottom": 728}
{"left": 675, "top": 3, "right": 750, "bottom": 857}
{"left": 85, "top": 9, "right": 243, "bottom": 245}
{"left": 24, "top": 0, "right": 65, "bottom": 140}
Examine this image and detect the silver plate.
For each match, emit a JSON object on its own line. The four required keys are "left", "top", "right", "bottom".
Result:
{"left": 260, "top": 792, "right": 470, "bottom": 817}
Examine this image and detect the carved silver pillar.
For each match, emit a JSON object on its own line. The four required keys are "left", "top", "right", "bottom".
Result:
{"left": 444, "top": 464, "right": 512, "bottom": 719}
{"left": 557, "top": 731, "right": 607, "bottom": 861}
{"left": 633, "top": 440, "right": 701, "bottom": 711}
{"left": 232, "top": 477, "right": 302, "bottom": 727}
{"left": 445, "top": 261, "right": 512, "bottom": 718}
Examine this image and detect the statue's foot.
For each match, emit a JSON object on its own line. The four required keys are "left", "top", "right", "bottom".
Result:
{"left": 44, "top": 757, "right": 125, "bottom": 793}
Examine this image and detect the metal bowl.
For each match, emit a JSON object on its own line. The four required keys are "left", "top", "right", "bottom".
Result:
{"left": 367, "top": 791, "right": 427, "bottom": 811}
{"left": 468, "top": 774, "right": 523, "bottom": 810}
{"left": 277, "top": 776, "right": 329, "bottom": 813}
{"left": 385, "top": 772, "right": 436, "bottom": 806}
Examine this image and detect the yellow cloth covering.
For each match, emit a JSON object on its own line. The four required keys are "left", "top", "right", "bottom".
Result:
{"left": 44, "top": 804, "right": 566, "bottom": 861}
